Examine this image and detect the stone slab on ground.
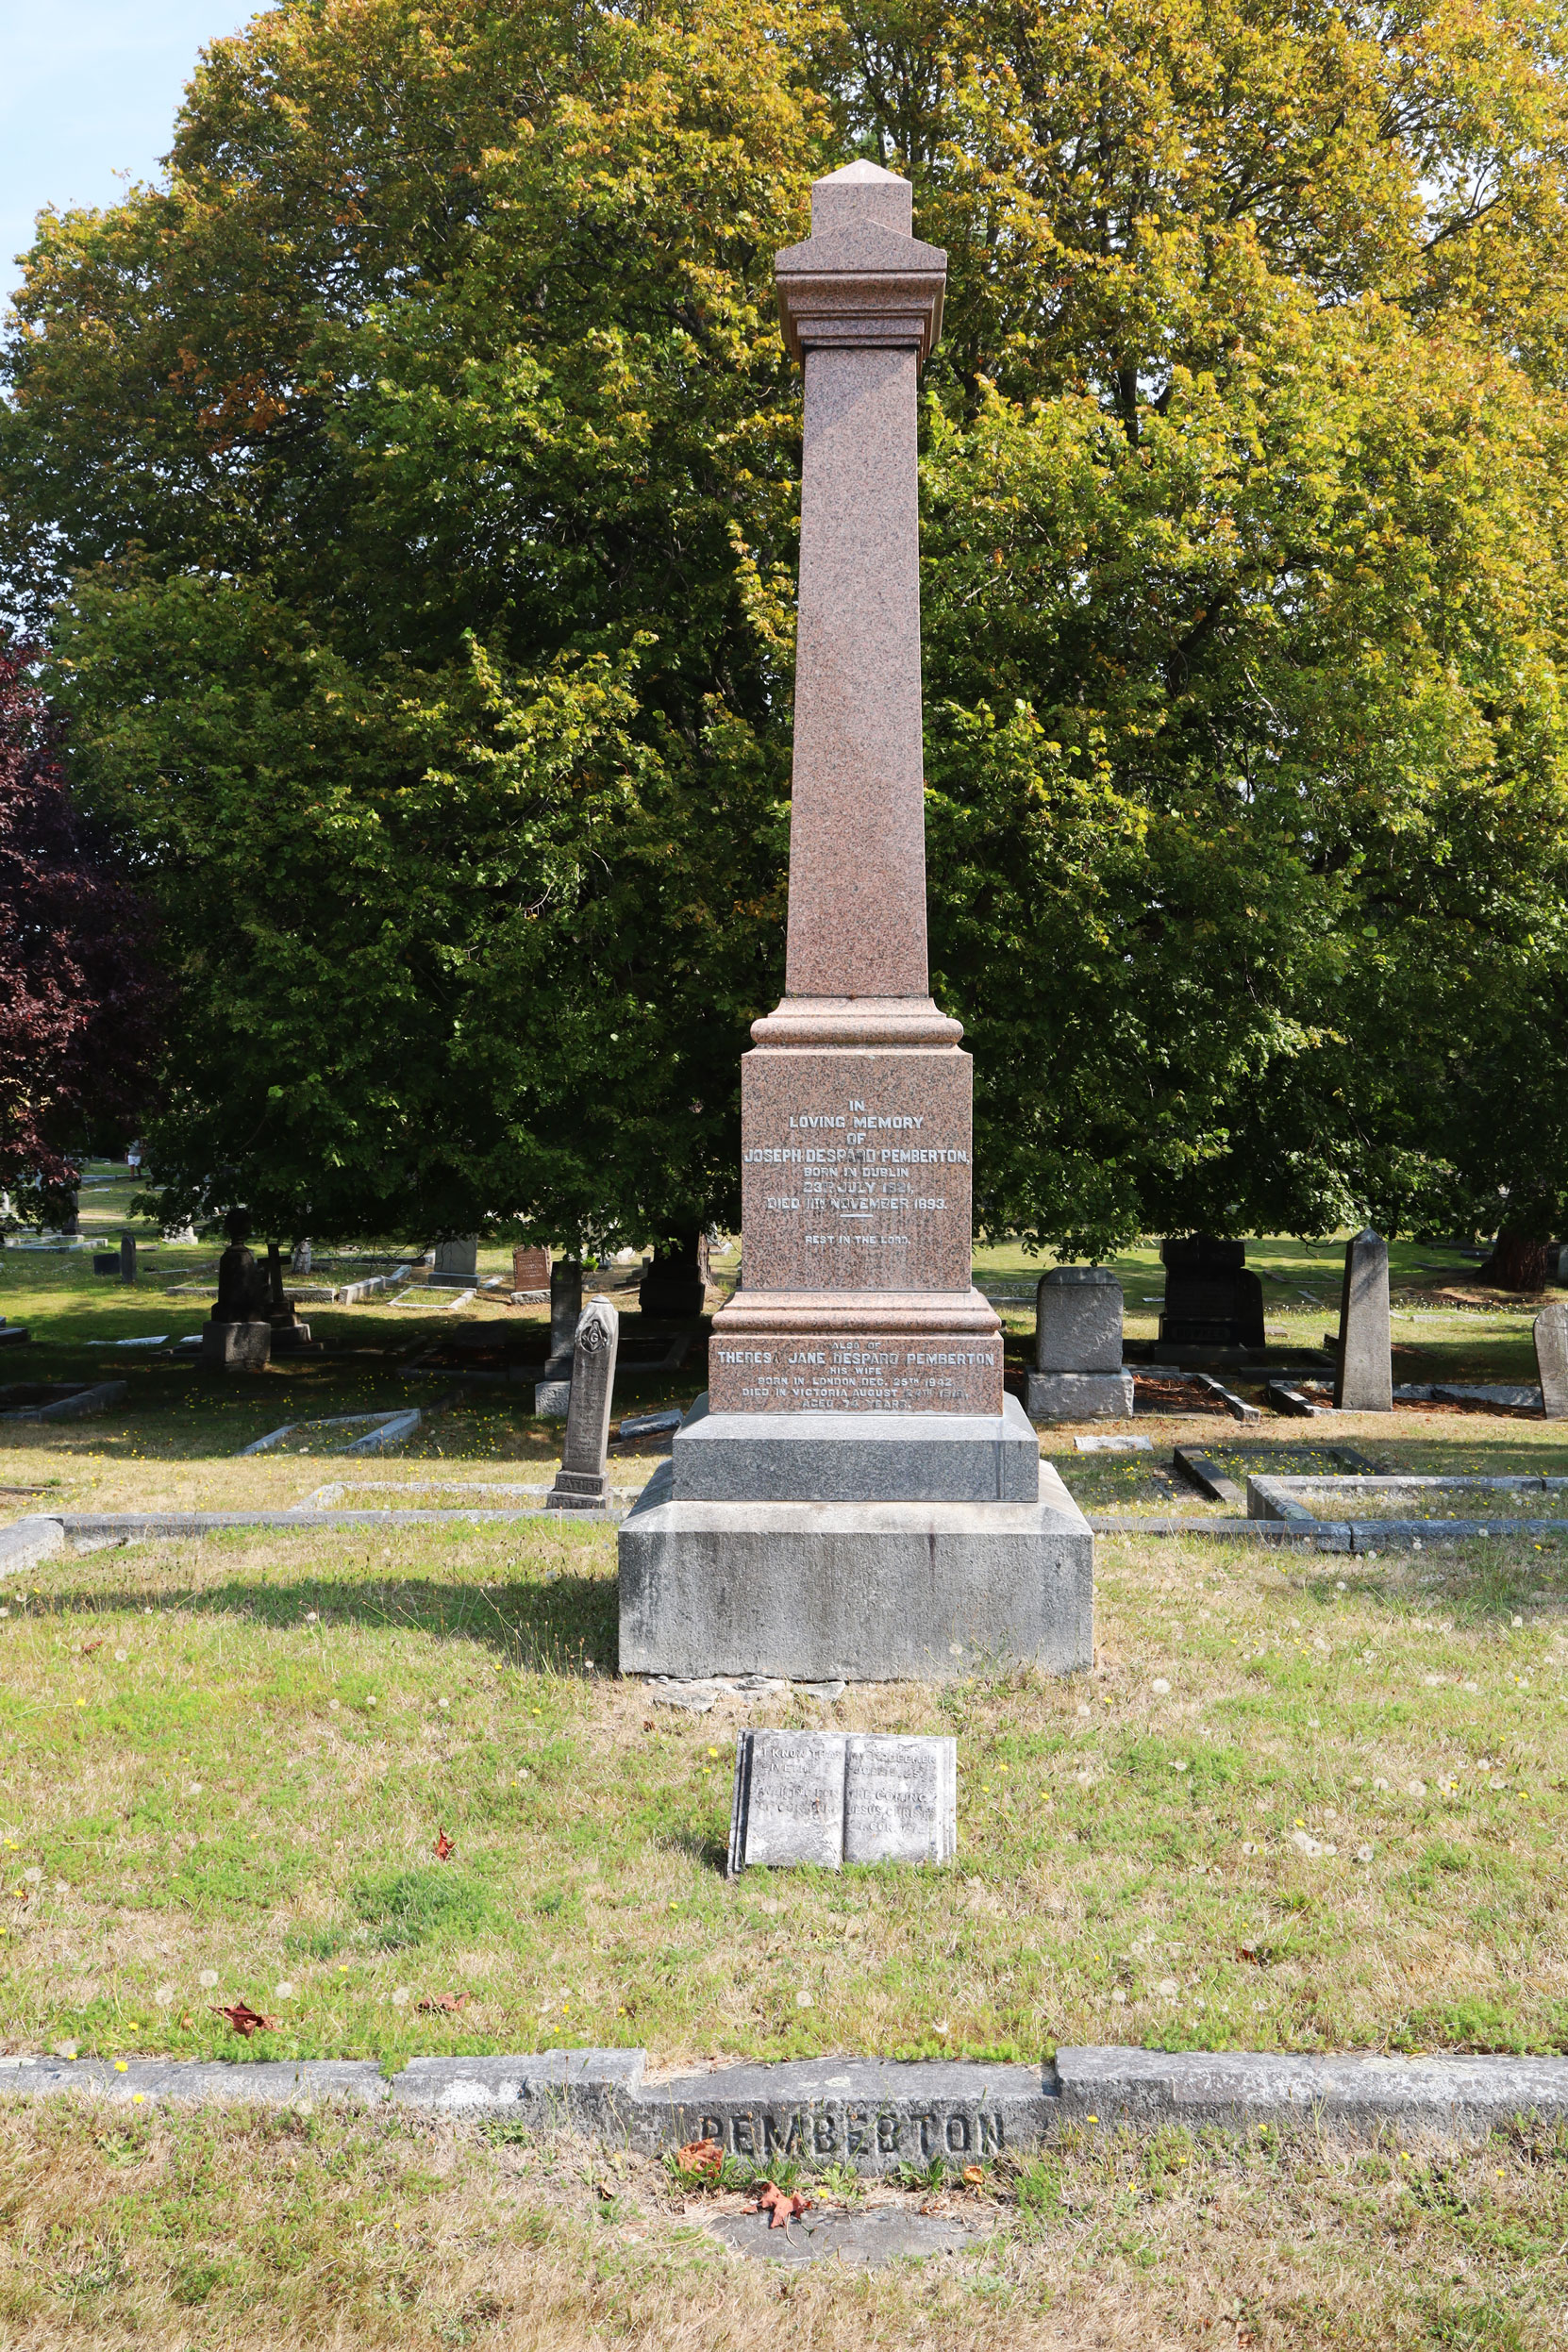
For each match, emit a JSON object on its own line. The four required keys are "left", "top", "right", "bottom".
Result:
{"left": 0, "top": 1516, "right": 64, "bottom": 1576}
{"left": 673, "top": 1392, "right": 1041, "bottom": 1503}
{"left": 727, "top": 1730, "right": 957, "bottom": 1873}
{"left": 703, "top": 2208, "right": 975, "bottom": 2266}
{"left": 0, "top": 1379, "right": 126, "bottom": 1425}
{"left": 1023, "top": 1370, "right": 1134, "bottom": 1423}
{"left": 618, "top": 1460, "right": 1093, "bottom": 1680}
{"left": 42, "top": 1505, "right": 631, "bottom": 1543}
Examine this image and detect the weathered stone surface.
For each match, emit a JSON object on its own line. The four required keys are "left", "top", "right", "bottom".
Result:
{"left": 1053, "top": 2045, "right": 1568, "bottom": 2135}
{"left": 729, "top": 1729, "right": 847, "bottom": 1871}
{"left": 548, "top": 1299, "right": 620, "bottom": 1508}
{"left": 1035, "top": 1267, "right": 1123, "bottom": 1372}
{"left": 392, "top": 2049, "right": 645, "bottom": 2138}
{"left": 119, "top": 1233, "right": 137, "bottom": 1283}
{"left": 0, "top": 1517, "right": 64, "bottom": 1577}
{"left": 0, "top": 2057, "right": 386, "bottom": 2106}
{"left": 1335, "top": 1228, "right": 1393, "bottom": 1411}
{"left": 703, "top": 2209, "right": 974, "bottom": 2266}
{"left": 198, "top": 1321, "right": 271, "bottom": 1371}
{"left": 1023, "top": 1371, "right": 1134, "bottom": 1423}
{"left": 1535, "top": 1303, "right": 1568, "bottom": 1419}
{"left": 672, "top": 1392, "right": 1040, "bottom": 1502}
{"left": 844, "top": 1734, "right": 956, "bottom": 1864}
{"left": 636, "top": 2057, "right": 1049, "bottom": 2171}
{"left": 727, "top": 1731, "right": 956, "bottom": 1871}
{"left": 620, "top": 1462, "right": 1093, "bottom": 1680}
{"left": 433, "top": 1236, "right": 479, "bottom": 1282}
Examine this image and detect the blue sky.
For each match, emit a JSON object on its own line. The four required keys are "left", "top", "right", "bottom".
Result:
{"left": 1, "top": 1, "right": 255, "bottom": 309}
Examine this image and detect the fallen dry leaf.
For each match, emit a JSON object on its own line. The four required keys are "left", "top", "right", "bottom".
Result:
{"left": 962, "top": 2163, "right": 986, "bottom": 2187}
{"left": 745, "top": 2179, "right": 811, "bottom": 2230}
{"left": 433, "top": 1829, "right": 455, "bottom": 1861}
{"left": 416, "top": 1990, "right": 470, "bottom": 2014}
{"left": 78, "top": 1641, "right": 104, "bottom": 1658}
{"left": 214, "top": 2002, "right": 275, "bottom": 2038}
{"left": 674, "top": 2137, "right": 724, "bottom": 2183}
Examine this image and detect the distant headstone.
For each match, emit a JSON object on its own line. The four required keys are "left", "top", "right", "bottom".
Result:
{"left": 1159, "top": 1238, "right": 1264, "bottom": 1349}
{"left": 546, "top": 1298, "right": 619, "bottom": 1508}
{"left": 513, "top": 1244, "right": 550, "bottom": 1293}
{"left": 1535, "top": 1304, "right": 1568, "bottom": 1420}
{"left": 266, "top": 1240, "right": 314, "bottom": 1355}
{"left": 198, "top": 1210, "right": 273, "bottom": 1371}
{"left": 119, "top": 1233, "right": 137, "bottom": 1284}
{"left": 1334, "top": 1227, "right": 1393, "bottom": 1411}
{"left": 1025, "top": 1266, "right": 1133, "bottom": 1422}
{"left": 290, "top": 1238, "right": 311, "bottom": 1275}
{"left": 638, "top": 1232, "right": 709, "bottom": 1318}
{"left": 727, "top": 1731, "right": 957, "bottom": 1874}
{"left": 59, "top": 1193, "right": 80, "bottom": 1237}
{"left": 433, "top": 1236, "right": 478, "bottom": 1283}
{"left": 548, "top": 1258, "right": 583, "bottom": 1362}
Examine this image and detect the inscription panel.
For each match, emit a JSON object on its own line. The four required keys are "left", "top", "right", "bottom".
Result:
{"left": 740, "top": 1050, "right": 973, "bottom": 1294}
{"left": 709, "top": 1332, "right": 1002, "bottom": 1414}
{"left": 843, "top": 1734, "right": 956, "bottom": 1864}
{"left": 671, "top": 2098, "right": 1009, "bottom": 2169}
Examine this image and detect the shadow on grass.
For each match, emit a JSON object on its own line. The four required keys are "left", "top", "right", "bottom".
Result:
{"left": 32, "top": 1573, "right": 621, "bottom": 1676}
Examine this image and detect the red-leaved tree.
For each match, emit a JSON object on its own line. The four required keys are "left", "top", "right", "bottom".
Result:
{"left": 0, "top": 641, "right": 158, "bottom": 1220}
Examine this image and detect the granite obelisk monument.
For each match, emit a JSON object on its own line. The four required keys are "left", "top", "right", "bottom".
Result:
{"left": 619, "top": 160, "right": 1093, "bottom": 1680}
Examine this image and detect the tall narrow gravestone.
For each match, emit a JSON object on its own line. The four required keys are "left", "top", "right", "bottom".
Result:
{"left": 1334, "top": 1228, "right": 1393, "bottom": 1412}
{"left": 1535, "top": 1303, "right": 1568, "bottom": 1420}
{"left": 547, "top": 1298, "right": 619, "bottom": 1508}
{"left": 618, "top": 161, "right": 1093, "bottom": 1681}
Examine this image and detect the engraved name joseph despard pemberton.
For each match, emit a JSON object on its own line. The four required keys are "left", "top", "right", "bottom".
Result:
{"left": 727, "top": 1730, "right": 957, "bottom": 1875}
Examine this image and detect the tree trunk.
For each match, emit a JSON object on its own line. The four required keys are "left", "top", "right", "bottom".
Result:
{"left": 1482, "top": 1233, "right": 1548, "bottom": 1293}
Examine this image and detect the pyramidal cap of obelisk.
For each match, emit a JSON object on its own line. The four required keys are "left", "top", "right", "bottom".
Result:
{"left": 709, "top": 158, "right": 1002, "bottom": 1415}
{"left": 616, "top": 160, "right": 1094, "bottom": 1683}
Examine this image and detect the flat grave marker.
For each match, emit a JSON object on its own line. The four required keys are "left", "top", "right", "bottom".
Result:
{"left": 728, "top": 1730, "right": 956, "bottom": 1874}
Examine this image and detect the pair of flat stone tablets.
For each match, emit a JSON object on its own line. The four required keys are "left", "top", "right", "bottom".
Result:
{"left": 727, "top": 1730, "right": 958, "bottom": 1875}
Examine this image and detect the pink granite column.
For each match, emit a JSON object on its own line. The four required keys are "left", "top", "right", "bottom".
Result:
{"left": 709, "top": 160, "right": 1003, "bottom": 1413}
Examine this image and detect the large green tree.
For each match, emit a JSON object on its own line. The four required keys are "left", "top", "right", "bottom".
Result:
{"left": 6, "top": 0, "right": 1568, "bottom": 1260}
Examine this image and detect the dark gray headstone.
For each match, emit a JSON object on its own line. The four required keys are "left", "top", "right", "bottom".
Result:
{"left": 118, "top": 1233, "right": 137, "bottom": 1283}
{"left": 1334, "top": 1227, "right": 1392, "bottom": 1411}
{"left": 290, "top": 1238, "right": 311, "bottom": 1275}
{"left": 547, "top": 1297, "right": 619, "bottom": 1507}
{"left": 728, "top": 1730, "right": 957, "bottom": 1873}
{"left": 1034, "top": 1267, "right": 1122, "bottom": 1372}
{"left": 433, "top": 1236, "right": 478, "bottom": 1282}
{"left": 549, "top": 1258, "right": 583, "bottom": 1360}
{"left": 1535, "top": 1304, "right": 1568, "bottom": 1420}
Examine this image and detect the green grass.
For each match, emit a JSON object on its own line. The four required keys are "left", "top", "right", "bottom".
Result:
{"left": 2, "top": 2100, "right": 1566, "bottom": 2349}
{"left": 3, "top": 1510, "right": 1568, "bottom": 2069}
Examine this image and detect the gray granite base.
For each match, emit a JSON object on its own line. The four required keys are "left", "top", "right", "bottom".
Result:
{"left": 672, "top": 1392, "right": 1041, "bottom": 1503}
{"left": 1024, "top": 1371, "right": 1134, "bottom": 1423}
{"left": 617, "top": 1462, "right": 1093, "bottom": 1679}
{"left": 8, "top": 2044, "right": 1568, "bottom": 2156}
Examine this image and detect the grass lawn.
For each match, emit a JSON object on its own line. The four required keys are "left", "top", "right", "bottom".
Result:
{"left": 3, "top": 1211, "right": 1568, "bottom": 2344}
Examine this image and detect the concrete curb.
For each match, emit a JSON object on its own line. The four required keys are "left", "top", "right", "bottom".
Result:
{"left": 4, "top": 2045, "right": 1566, "bottom": 2158}
{"left": 44, "top": 1508, "right": 630, "bottom": 1541}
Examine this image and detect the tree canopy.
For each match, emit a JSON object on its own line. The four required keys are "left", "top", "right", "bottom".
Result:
{"left": 0, "top": 643, "right": 157, "bottom": 1219}
{"left": 5, "top": 0, "right": 1568, "bottom": 1257}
